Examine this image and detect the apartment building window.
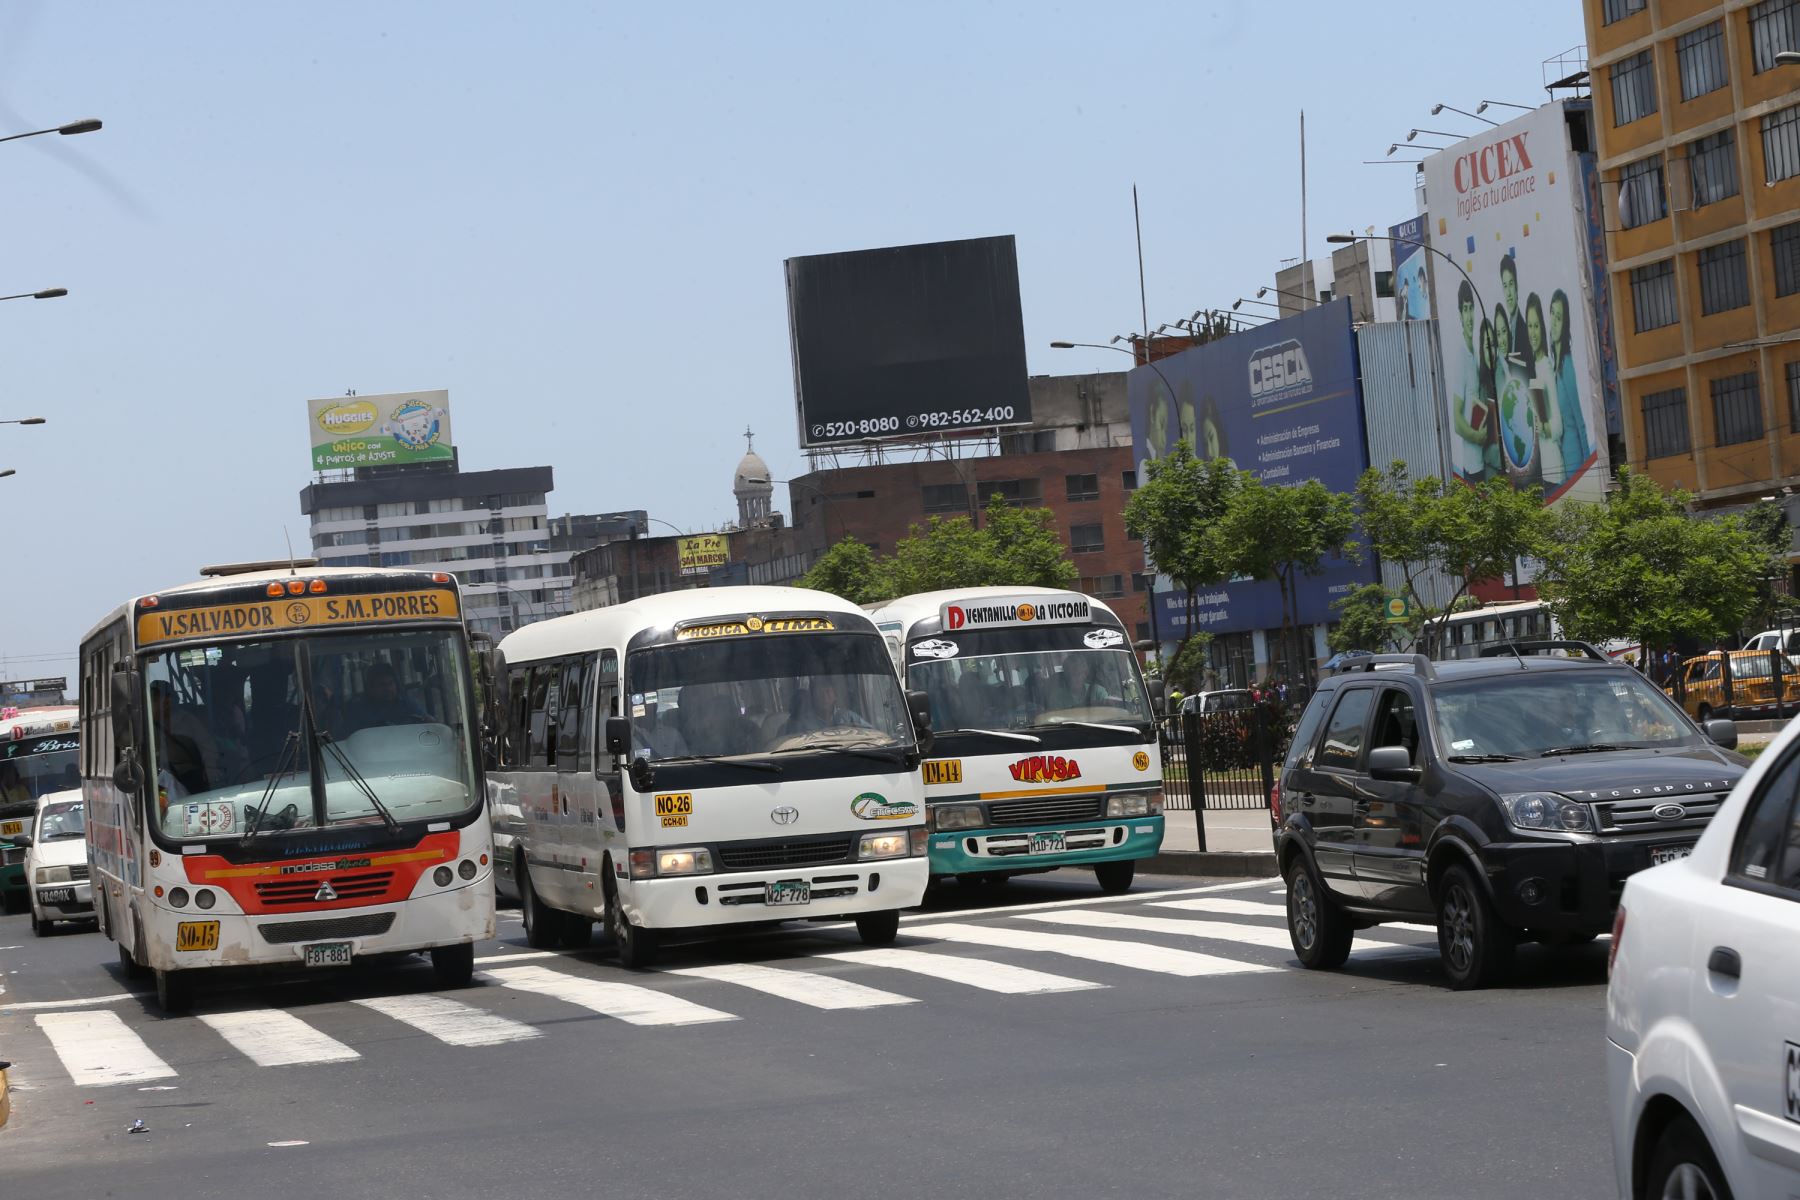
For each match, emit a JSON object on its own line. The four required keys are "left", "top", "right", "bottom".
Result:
{"left": 1711, "top": 371, "right": 1764, "bottom": 446}
{"left": 380, "top": 551, "right": 413, "bottom": 568}
{"left": 1065, "top": 473, "right": 1100, "bottom": 502}
{"left": 978, "top": 478, "right": 1042, "bottom": 507}
{"left": 920, "top": 483, "right": 969, "bottom": 514}
{"left": 1122, "top": 469, "right": 1137, "bottom": 492}
{"left": 1132, "top": 572, "right": 1152, "bottom": 593}
{"left": 1697, "top": 239, "right": 1751, "bottom": 315}
{"left": 1787, "top": 361, "right": 1800, "bottom": 431}
{"left": 1617, "top": 155, "right": 1667, "bottom": 229}
{"left": 1070, "top": 523, "right": 1105, "bottom": 554}
{"left": 1687, "top": 129, "right": 1740, "bottom": 208}
{"left": 1641, "top": 387, "right": 1691, "bottom": 458}
{"left": 1629, "top": 259, "right": 1679, "bottom": 332}
{"left": 1610, "top": 50, "right": 1658, "bottom": 127}
{"left": 1751, "top": 0, "right": 1800, "bottom": 74}
{"left": 1080, "top": 574, "right": 1125, "bottom": 599}
{"left": 1773, "top": 221, "right": 1800, "bottom": 297}
{"left": 999, "top": 430, "right": 1057, "bottom": 454}
{"left": 1763, "top": 104, "right": 1800, "bottom": 184}
{"left": 1602, "top": 0, "right": 1645, "bottom": 22}
{"left": 1677, "top": 22, "right": 1729, "bottom": 100}
{"left": 376, "top": 501, "right": 410, "bottom": 519}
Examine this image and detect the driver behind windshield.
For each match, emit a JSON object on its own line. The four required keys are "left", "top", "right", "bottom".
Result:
{"left": 151, "top": 680, "right": 211, "bottom": 798}
{"left": 344, "top": 662, "right": 428, "bottom": 732}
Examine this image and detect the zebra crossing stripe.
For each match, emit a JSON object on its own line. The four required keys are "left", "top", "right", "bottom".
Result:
{"left": 906, "top": 922, "right": 1275, "bottom": 977}
{"left": 352, "top": 994, "right": 541, "bottom": 1047}
{"left": 817, "top": 947, "right": 1103, "bottom": 995}
{"left": 665, "top": 962, "right": 916, "bottom": 1010}
{"left": 1025, "top": 908, "right": 1300, "bottom": 950}
{"left": 1152, "top": 898, "right": 1440, "bottom": 941}
{"left": 34, "top": 1010, "right": 178, "bottom": 1086}
{"left": 481, "top": 964, "right": 737, "bottom": 1026}
{"left": 198, "top": 1009, "right": 361, "bottom": 1067}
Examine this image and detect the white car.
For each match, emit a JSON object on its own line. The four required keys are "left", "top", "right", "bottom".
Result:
{"left": 1606, "top": 726, "right": 1800, "bottom": 1199}
{"left": 25, "top": 789, "right": 93, "bottom": 936}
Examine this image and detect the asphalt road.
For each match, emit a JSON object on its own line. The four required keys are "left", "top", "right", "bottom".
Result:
{"left": 0, "top": 872, "right": 1615, "bottom": 1200}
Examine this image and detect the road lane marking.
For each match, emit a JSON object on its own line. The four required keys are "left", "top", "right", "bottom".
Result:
{"left": 2, "top": 991, "right": 144, "bottom": 1013}
{"left": 481, "top": 965, "right": 736, "bottom": 1026}
{"left": 34, "top": 1011, "right": 177, "bottom": 1086}
{"left": 897, "top": 876, "right": 1281, "bottom": 924}
{"left": 1152, "top": 898, "right": 1438, "bottom": 939}
{"left": 817, "top": 947, "right": 1103, "bottom": 995}
{"left": 198, "top": 1010, "right": 361, "bottom": 1067}
{"left": 665, "top": 962, "right": 916, "bottom": 1010}
{"left": 1025, "top": 908, "right": 1300, "bottom": 950}
{"left": 352, "top": 994, "right": 542, "bottom": 1047}
{"left": 906, "top": 922, "right": 1275, "bottom": 977}
{"left": 472, "top": 950, "right": 559, "bottom": 964}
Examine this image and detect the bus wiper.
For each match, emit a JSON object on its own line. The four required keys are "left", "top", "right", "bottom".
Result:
{"left": 1447, "top": 752, "right": 1525, "bottom": 763}
{"left": 317, "top": 732, "right": 401, "bottom": 834}
{"left": 657, "top": 754, "right": 783, "bottom": 775}
{"left": 1042, "top": 718, "right": 1144, "bottom": 734}
{"left": 245, "top": 729, "right": 303, "bottom": 839}
{"left": 1540, "top": 743, "right": 1628, "bottom": 757}
{"left": 774, "top": 740, "right": 908, "bottom": 765}
{"left": 935, "top": 727, "right": 1042, "bottom": 744}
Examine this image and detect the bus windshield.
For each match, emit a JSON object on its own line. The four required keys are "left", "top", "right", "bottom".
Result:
{"left": 1, "top": 734, "right": 81, "bottom": 808}
{"left": 144, "top": 628, "right": 477, "bottom": 841}
{"left": 628, "top": 632, "right": 911, "bottom": 761}
{"left": 910, "top": 647, "right": 1153, "bottom": 732}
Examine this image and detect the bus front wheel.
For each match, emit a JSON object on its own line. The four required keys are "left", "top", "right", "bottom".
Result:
{"left": 430, "top": 942, "right": 475, "bottom": 988}
{"left": 605, "top": 883, "right": 658, "bottom": 970}
{"left": 854, "top": 910, "right": 900, "bottom": 946}
{"left": 154, "top": 968, "right": 193, "bottom": 1015}
{"left": 1095, "top": 860, "right": 1136, "bottom": 894}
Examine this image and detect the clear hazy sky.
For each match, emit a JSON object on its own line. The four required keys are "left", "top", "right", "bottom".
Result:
{"left": 0, "top": 0, "right": 1585, "bottom": 679}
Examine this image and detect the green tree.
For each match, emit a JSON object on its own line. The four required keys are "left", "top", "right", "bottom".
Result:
{"left": 1123, "top": 441, "right": 1241, "bottom": 668}
{"left": 1223, "top": 474, "right": 1358, "bottom": 679}
{"left": 1162, "top": 632, "right": 1213, "bottom": 693}
{"left": 1535, "top": 467, "right": 1768, "bottom": 653}
{"left": 1328, "top": 583, "right": 1406, "bottom": 653}
{"left": 800, "top": 537, "right": 883, "bottom": 605}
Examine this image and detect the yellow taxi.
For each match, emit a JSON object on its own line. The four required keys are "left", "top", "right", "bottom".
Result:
{"left": 1665, "top": 649, "right": 1800, "bottom": 720}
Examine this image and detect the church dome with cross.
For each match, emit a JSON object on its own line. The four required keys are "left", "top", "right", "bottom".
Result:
{"left": 733, "top": 426, "right": 773, "bottom": 527}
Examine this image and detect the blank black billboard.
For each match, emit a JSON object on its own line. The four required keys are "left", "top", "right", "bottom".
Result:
{"left": 785, "top": 234, "right": 1032, "bottom": 448}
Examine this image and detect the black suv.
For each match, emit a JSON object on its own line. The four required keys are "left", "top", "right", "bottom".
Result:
{"left": 1274, "top": 644, "right": 1747, "bottom": 989}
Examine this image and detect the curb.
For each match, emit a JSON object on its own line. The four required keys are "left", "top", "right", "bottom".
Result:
{"left": 0, "top": 1064, "right": 10, "bottom": 1130}
{"left": 1145, "top": 850, "right": 1278, "bottom": 878}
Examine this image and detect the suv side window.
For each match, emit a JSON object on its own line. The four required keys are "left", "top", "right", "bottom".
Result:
{"left": 1283, "top": 690, "right": 1333, "bottom": 772}
{"left": 1315, "top": 688, "right": 1375, "bottom": 772}
{"left": 1729, "top": 752, "right": 1800, "bottom": 896}
{"left": 1368, "top": 687, "right": 1420, "bottom": 764}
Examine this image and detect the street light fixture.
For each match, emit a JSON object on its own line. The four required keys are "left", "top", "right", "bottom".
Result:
{"left": 0, "top": 118, "right": 102, "bottom": 145}
{"left": 1476, "top": 99, "right": 1534, "bottom": 114}
{"left": 0, "top": 289, "right": 66, "bottom": 303}
{"left": 1407, "top": 128, "right": 1464, "bottom": 143}
{"left": 1432, "top": 102, "right": 1498, "bottom": 127}
{"left": 0, "top": 417, "right": 46, "bottom": 426}
{"left": 1258, "top": 285, "right": 1313, "bottom": 306}
{"left": 0, "top": 469, "right": 15, "bottom": 480}
{"left": 1327, "top": 231, "right": 1489, "bottom": 324}
{"left": 1233, "top": 297, "right": 1285, "bottom": 313}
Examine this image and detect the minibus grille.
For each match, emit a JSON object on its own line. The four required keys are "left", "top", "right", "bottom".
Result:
{"left": 986, "top": 797, "right": 1105, "bottom": 826}
{"left": 716, "top": 835, "right": 856, "bottom": 872}
{"left": 257, "top": 912, "right": 397, "bottom": 944}
{"left": 68, "top": 863, "right": 90, "bottom": 882}
{"left": 254, "top": 870, "right": 396, "bottom": 906}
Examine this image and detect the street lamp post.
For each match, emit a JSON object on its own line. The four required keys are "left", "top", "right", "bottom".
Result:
{"left": 1433, "top": 102, "right": 1497, "bottom": 127}
{"left": 1476, "top": 100, "right": 1535, "bottom": 115}
{"left": 0, "top": 288, "right": 67, "bottom": 303}
{"left": 0, "top": 118, "right": 101, "bottom": 145}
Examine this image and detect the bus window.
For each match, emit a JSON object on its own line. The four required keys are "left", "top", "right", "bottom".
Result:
{"left": 556, "top": 657, "right": 588, "bottom": 772}
{"left": 526, "top": 665, "right": 555, "bottom": 768}
{"left": 575, "top": 653, "right": 598, "bottom": 773}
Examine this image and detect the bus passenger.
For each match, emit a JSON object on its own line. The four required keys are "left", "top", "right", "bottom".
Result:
{"left": 151, "top": 681, "right": 211, "bottom": 795}
{"left": 345, "top": 662, "right": 429, "bottom": 731}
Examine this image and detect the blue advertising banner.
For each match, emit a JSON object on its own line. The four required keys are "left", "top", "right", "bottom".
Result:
{"left": 1129, "top": 298, "right": 1375, "bottom": 640}
{"left": 1389, "top": 215, "right": 1433, "bottom": 320}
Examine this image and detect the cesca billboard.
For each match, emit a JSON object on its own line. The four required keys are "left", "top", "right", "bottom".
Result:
{"left": 1128, "top": 299, "right": 1374, "bottom": 637}
{"left": 784, "top": 235, "right": 1032, "bottom": 448}
{"left": 1420, "top": 103, "right": 1610, "bottom": 505}
{"left": 308, "top": 390, "right": 453, "bottom": 471}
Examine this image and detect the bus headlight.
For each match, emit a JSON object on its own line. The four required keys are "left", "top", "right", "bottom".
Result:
{"left": 433, "top": 866, "right": 455, "bottom": 887}
{"left": 932, "top": 805, "right": 984, "bottom": 831}
{"left": 858, "top": 832, "right": 909, "bottom": 860}
{"left": 169, "top": 887, "right": 190, "bottom": 908}
{"left": 1106, "top": 794, "right": 1152, "bottom": 818}
{"left": 656, "top": 848, "right": 714, "bottom": 877}
{"left": 35, "top": 865, "right": 70, "bottom": 885}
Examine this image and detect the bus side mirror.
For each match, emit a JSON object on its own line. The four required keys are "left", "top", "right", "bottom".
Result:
{"left": 112, "top": 750, "right": 144, "bottom": 795}
{"left": 110, "top": 667, "right": 142, "bottom": 751}
{"left": 7, "top": 832, "right": 31, "bottom": 849}
{"left": 604, "top": 716, "right": 630, "bottom": 757}
{"left": 1147, "top": 677, "right": 1166, "bottom": 712}
{"left": 905, "top": 689, "right": 934, "bottom": 754}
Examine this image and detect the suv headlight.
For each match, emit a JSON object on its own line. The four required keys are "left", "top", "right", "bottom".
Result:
{"left": 1106, "top": 794, "right": 1151, "bottom": 818}
{"left": 932, "top": 804, "right": 984, "bottom": 831}
{"left": 858, "top": 832, "right": 909, "bottom": 860}
{"left": 36, "top": 865, "right": 72, "bottom": 885}
{"left": 655, "top": 848, "right": 714, "bottom": 877}
{"left": 1499, "top": 792, "right": 1594, "bottom": 834}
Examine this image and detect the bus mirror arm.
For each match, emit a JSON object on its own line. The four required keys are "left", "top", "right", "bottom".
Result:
{"left": 905, "top": 690, "right": 935, "bottom": 755}
{"left": 110, "top": 666, "right": 142, "bottom": 751}
{"left": 1147, "top": 677, "right": 1166, "bottom": 712}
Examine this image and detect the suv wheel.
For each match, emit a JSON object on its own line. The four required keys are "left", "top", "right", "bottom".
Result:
{"left": 1645, "top": 1115, "right": 1732, "bottom": 1200}
{"left": 1435, "top": 864, "right": 1514, "bottom": 990}
{"left": 1285, "top": 856, "right": 1352, "bottom": 969}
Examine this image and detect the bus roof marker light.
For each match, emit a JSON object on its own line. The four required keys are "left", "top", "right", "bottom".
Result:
{"left": 141, "top": 595, "right": 159, "bottom": 608}
{"left": 308, "top": 579, "right": 327, "bottom": 594}
{"left": 286, "top": 580, "right": 305, "bottom": 595}
{"left": 431, "top": 572, "right": 450, "bottom": 584}
{"left": 266, "top": 583, "right": 284, "bottom": 597}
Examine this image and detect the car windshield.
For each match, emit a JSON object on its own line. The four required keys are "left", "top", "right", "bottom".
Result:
{"left": 627, "top": 631, "right": 912, "bottom": 761}
{"left": 909, "top": 647, "right": 1153, "bottom": 731}
{"left": 0, "top": 736, "right": 81, "bottom": 806}
{"left": 1721, "top": 652, "right": 1794, "bottom": 679}
{"left": 1431, "top": 670, "right": 1696, "bottom": 758}
{"left": 37, "top": 799, "right": 85, "bottom": 841}
{"left": 144, "top": 628, "right": 477, "bottom": 840}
